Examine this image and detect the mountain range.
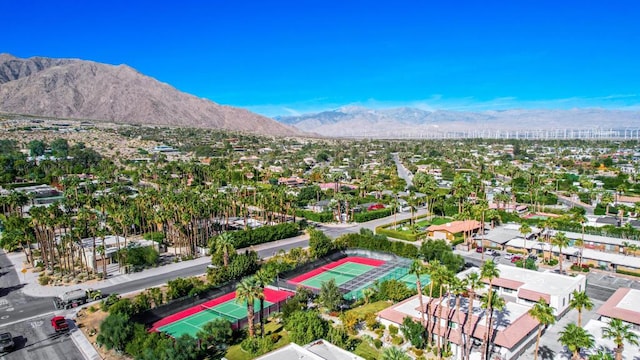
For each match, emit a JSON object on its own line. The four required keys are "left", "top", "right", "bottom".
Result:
{"left": 278, "top": 106, "right": 640, "bottom": 138}
{"left": 0, "top": 54, "right": 302, "bottom": 137}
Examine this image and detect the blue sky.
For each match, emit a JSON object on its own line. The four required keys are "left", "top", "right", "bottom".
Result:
{"left": 4, "top": 1, "right": 640, "bottom": 116}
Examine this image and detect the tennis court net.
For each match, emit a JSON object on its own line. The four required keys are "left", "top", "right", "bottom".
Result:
{"left": 200, "top": 304, "right": 239, "bottom": 321}
{"left": 320, "top": 266, "right": 361, "bottom": 278}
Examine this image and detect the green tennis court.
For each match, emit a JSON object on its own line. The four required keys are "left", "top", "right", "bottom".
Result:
{"left": 158, "top": 299, "right": 272, "bottom": 338}
{"left": 398, "top": 273, "right": 431, "bottom": 290}
{"left": 301, "top": 262, "right": 374, "bottom": 288}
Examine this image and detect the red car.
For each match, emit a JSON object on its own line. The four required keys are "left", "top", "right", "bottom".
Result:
{"left": 367, "top": 204, "right": 385, "bottom": 211}
{"left": 51, "top": 316, "right": 69, "bottom": 332}
{"left": 510, "top": 256, "right": 523, "bottom": 263}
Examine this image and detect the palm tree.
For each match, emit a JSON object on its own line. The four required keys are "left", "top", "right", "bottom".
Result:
{"left": 425, "top": 259, "right": 442, "bottom": 347}
{"left": 382, "top": 346, "right": 411, "bottom": 360}
{"left": 410, "top": 259, "right": 427, "bottom": 327}
{"left": 559, "top": 323, "right": 595, "bottom": 360}
{"left": 519, "top": 223, "right": 532, "bottom": 255}
{"left": 435, "top": 267, "right": 453, "bottom": 360}
{"left": 481, "top": 290, "right": 505, "bottom": 360}
{"left": 569, "top": 290, "right": 594, "bottom": 327}
{"left": 235, "top": 276, "right": 262, "bottom": 338}
{"left": 480, "top": 260, "right": 500, "bottom": 360}
{"left": 528, "top": 299, "right": 556, "bottom": 360}
{"left": 465, "top": 272, "right": 484, "bottom": 360}
{"left": 602, "top": 318, "right": 639, "bottom": 360}
{"left": 255, "top": 268, "right": 275, "bottom": 337}
{"left": 447, "top": 276, "right": 467, "bottom": 360}
{"left": 589, "top": 349, "right": 614, "bottom": 360}
{"left": 215, "top": 232, "right": 235, "bottom": 267}
{"left": 551, "top": 232, "right": 570, "bottom": 274}
{"left": 601, "top": 192, "right": 615, "bottom": 215}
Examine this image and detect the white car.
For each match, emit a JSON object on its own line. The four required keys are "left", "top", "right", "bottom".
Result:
{"left": 504, "top": 253, "right": 514, "bottom": 260}
{"left": 486, "top": 249, "right": 499, "bottom": 257}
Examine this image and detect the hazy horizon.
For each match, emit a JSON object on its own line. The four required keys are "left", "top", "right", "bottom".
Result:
{"left": 3, "top": 1, "right": 639, "bottom": 117}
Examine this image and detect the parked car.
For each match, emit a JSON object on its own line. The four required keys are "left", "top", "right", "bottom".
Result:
{"left": 0, "top": 332, "right": 13, "bottom": 353}
{"left": 486, "top": 249, "right": 499, "bottom": 257}
{"left": 510, "top": 256, "right": 523, "bottom": 263}
{"left": 51, "top": 316, "right": 69, "bottom": 332}
{"left": 475, "top": 247, "right": 485, "bottom": 253}
{"left": 527, "top": 255, "right": 538, "bottom": 261}
{"left": 504, "top": 253, "right": 514, "bottom": 260}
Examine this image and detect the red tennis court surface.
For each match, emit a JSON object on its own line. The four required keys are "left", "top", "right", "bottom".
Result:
{"left": 150, "top": 287, "right": 294, "bottom": 337}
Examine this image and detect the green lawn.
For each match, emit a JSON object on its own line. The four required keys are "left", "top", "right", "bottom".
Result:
{"left": 346, "top": 300, "right": 392, "bottom": 318}
{"left": 353, "top": 341, "right": 382, "bottom": 360}
{"left": 225, "top": 324, "right": 290, "bottom": 360}
{"left": 415, "top": 217, "right": 452, "bottom": 227}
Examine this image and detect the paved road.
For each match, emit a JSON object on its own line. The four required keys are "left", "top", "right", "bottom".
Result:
{"left": 0, "top": 252, "right": 56, "bottom": 327}
{"left": 0, "top": 315, "right": 83, "bottom": 360}
{"left": 0, "top": 251, "right": 85, "bottom": 359}
{"left": 392, "top": 152, "right": 413, "bottom": 188}
{"left": 556, "top": 194, "right": 595, "bottom": 215}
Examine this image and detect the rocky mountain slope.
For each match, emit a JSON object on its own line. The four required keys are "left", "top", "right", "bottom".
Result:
{"left": 278, "top": 106, "right": 640, "bottom": 138}
{"left": 0, "top": 54, "right": 302, "bottom": 137}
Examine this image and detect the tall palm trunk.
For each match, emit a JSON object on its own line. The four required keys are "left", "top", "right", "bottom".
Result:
{"left": 247, "top": 302, "right": 255, "bottom": 338}
{"left": 482, "top": 285, "right": 494, "bottom": 360}
{"left": 417, "top": 278, "right": 425, "bottom": 327}
{"left": 427, "top": 281, "right": 434, "bottom": 347}
{"left": 437, "top": 285, "right": 445, "bottom": 359}
{"left": 465, "top": 292, "right": 476, "bottom": 360}
{"left": 533, "top": 324, "right": 543, "bottom": 360}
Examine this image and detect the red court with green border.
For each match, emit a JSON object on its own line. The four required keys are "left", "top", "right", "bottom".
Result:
{"left": 287, "top": 256, "right": 385, "bottom": 289}
{"left": 150, "top": 288, "right": 293, "bottom": 338}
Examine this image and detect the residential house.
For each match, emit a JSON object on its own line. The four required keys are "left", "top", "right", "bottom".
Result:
{"left": 256, "top": 340, "right": 364, "bottom": 360}
{"left": 378, "top": 294, "right": 539, "bottom": 360}
{"left": 459, "top": 265, "right": 586, "bottom": 317}
{"left": 582, "top": 288, "right": 640, "bottom": 358}
{"left": 426, "top": 220, "right": 482, "bottom": 242}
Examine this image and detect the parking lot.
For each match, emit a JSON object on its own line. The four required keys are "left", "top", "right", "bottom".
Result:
{"left": 0, "top": 315, "right": 83, "bottom": 360}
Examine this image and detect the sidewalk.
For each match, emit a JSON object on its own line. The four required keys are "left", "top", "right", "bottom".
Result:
{"left": 6, "top": 250, "right": 212, "bottom": 298}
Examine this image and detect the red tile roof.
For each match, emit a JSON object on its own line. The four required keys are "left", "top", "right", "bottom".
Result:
{"left": 378, "top": 295, "right": 539, "bottom": 349}
{"left": 597, "top": 288, "right": 640, "bottom": 326}
{"left": 427, "top": 220, "right": 482, "bottom": 235}
{"left": 518, "top": 289, "right": 551, "bottom": 303}
{"left": 486, "top": 278, "right": 525, "bottom": 290}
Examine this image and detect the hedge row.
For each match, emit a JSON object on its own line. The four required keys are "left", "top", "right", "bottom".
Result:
{"left": 232, "top": 222, "right": 300, "bottom": 248}
{"left": 616, "top": 269, "right": 640, "bottom": 277}
{"left": 295, "top": 210, "right": 334, "bottom": 223}
{"left": 354, "top": 208, "right": 392, "bottom": 223}
{"left": 341, "top": 232, "right": 419, "bottom": 259}
{"left": 375, "top": 226, "right": 419, "bottom": 242}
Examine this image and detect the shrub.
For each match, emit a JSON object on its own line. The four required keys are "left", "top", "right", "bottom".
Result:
{"left": 373, "top": 339, "right": 383, "bottom": 349}
{"left": 296, "top": 210, "right": 334, "bottom": 223}
{"left": 143, "top": 232, "right": 165, "bottom": 242}
{"left": 354, "top": 208, "right": 392, "bottom": 222}
{"left": 100, "top": 294, "right": 121, "bottom": 312}
{"left": 230, "top": 222, "right": 300, "bottom": 248}
{"left": 391, "top": 335, "right": 404, "bottom": 345}
{"left": 38, "top": 274, "right": 50, "bottom": 285}
{"left": 375, "top": 226, "right": 420, "bottom": 241}
{"left": 616, "top": 269, "right": 640, "bottom": 277}
{"left": 388, "top": 324, "right": 399, "bottom": 336}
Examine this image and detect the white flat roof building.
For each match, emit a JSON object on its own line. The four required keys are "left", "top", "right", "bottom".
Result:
{"left": 596, "top": 288, "right": 640, "bottom": 328}
{"left": 459, "top": 264, "right": 586, "bottom": 316}
{"left": 256, "top": 340, "right": 364, "bottom": 360}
